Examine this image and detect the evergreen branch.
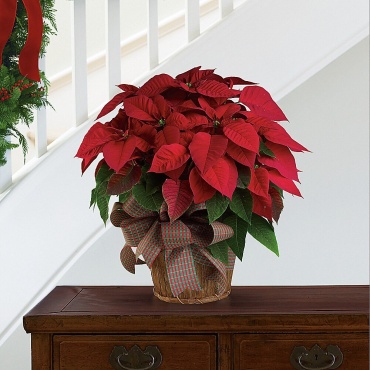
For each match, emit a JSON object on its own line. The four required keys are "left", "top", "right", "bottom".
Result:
{"left": 0, "top": 0, "right": 57, "bottom": 166}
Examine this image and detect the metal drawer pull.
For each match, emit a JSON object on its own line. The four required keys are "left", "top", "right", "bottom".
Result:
{"left": 110, "top": 345, "right": 162, "bottom": 370}
{"left": 290, "top": 344, "right": 343, "bottom": 370}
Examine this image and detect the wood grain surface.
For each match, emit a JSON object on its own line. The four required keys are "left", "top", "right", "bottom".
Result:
{"left": 23, "top": 286, "right": 369, "bottom": 370}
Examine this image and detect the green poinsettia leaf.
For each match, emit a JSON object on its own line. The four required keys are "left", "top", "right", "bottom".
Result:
{"left": 139, "top": 163, "right": 166, "bottom": 195}
{"left": 96, "top": 162, "right": 114, "bottom": 185}
{"left": 206, "top": 192, "right": 230, "bottom": 223}
{"left": 90, "top": 188, "right": 97, "bottom": 208}
{"left": 230, "top": 188, "right": 253, "bottom": 224}
{"left": 208, "top": 240, "right": 229, "bottom": 264}
{"left": 95, "top": 182, "right": 110, "bottom": 224}
{"left": 132, "top": 182, "right": 164, "bottom": 211}
{"left": 249, "top": 214, "right": 279, "bottom": 256}
{"left": 97, "top": 194, "right": 110, "bottom": 224}
{"left": 90, "top": 163, "right": 114, "bottom": 224}
{"left": 223, "top": 214, "right": 249, "bottom": 261}
{"left": 236, "top": 165, "right": 251, "bottom": 189}
{"left": 259, "top": 141, "right": 275, "bottom": 157}
{"left": 145, "top": 171, "right": 166, "bottom": 195}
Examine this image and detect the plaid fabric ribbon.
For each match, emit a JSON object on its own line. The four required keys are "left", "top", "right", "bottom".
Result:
{"left": 110, "top": 195, "right": 235, "bottom": 297}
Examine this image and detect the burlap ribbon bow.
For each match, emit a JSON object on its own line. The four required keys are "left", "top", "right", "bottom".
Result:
{"left": 110, "top": 195, "right": 235, "bottom": 297}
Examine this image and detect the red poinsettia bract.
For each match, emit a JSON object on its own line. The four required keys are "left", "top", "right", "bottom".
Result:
{"left": 76, "top": 66, "right": 308, "bottom": 227}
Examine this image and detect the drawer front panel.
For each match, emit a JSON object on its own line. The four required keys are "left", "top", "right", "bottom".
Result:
{"left": 234, "top": 333, "right": 369, "bottom": 370}
{"left": 53, "top": 334, "right": 216, "bottom": 370}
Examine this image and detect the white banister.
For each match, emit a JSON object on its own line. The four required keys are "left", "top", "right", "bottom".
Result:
{"left": 219, "top": 0, "right": 233, "bottom": 18}
{"left": 106, "top": 0, "right": 121, "bottom": 97}
{"left": 147, "top": 0, "right": 159, "bottom": 69}
{"left": 35, "top": 57, "right": 48, "bottom": 157}
{"left": 186, "top": 0, "right": 200, "bottom": 42}
{"left": 0, "top": 145, "right": 12, "bottom": 193}
{"left": 71, "top": 0, "right": 88, "bottom": 126}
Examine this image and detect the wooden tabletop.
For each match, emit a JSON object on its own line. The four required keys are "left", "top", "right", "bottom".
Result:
{"left": 23, "top": 285, "right": 369, "bottom": 334}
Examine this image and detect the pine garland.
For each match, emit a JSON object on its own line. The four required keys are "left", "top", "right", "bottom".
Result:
{"left": 0, "top": 0, "right": 57, "bottom": 166}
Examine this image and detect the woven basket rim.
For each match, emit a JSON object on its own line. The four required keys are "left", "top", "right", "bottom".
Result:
{"left": 153, "top": 288, "right": 231, "bottom": 304}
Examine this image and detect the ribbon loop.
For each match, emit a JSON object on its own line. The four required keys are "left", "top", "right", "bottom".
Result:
{"left": 121, "top": 216, "right": 156, "bottom": 247}
{"left": 120, "top": 245, "right": 137, "bottom": 274}
{"left": 136, "top": 220, "right": 163, "bottom": 267}
{"left": 19, "top": 0, "right": 44, "bottom": 81}
{"left": 110, "top": 203, "right": 130, "bottom": 226}
{"left": 209, "top": 221, "right": 234, "bottom": 245}
{"left": 112, "top": 195, "right": 234, "bottom": 297}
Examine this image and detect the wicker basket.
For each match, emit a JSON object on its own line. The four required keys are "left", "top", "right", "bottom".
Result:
{"left": 151, "top": 251, "right": 233, "bottom": 304}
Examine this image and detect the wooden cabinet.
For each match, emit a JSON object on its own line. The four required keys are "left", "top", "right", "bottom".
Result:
{"left": 53, "top": 334, "right": 216, "bottom": 370}
{"left": 234, "top": 334, "right": 369, "bottom": 369}
{"left": 23, "top": 286, "right": 369, "bottom": 370}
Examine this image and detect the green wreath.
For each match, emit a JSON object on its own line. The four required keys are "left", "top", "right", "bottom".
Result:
{"left": 0, "top": 0, "right": 56, "bottom": 166}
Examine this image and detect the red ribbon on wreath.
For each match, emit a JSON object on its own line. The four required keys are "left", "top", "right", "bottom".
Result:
{"left": 111, "top": 195, "right": 236, "bottom": 297}
{"left": 0, "top": 0, "right": 43, "bottom": 81}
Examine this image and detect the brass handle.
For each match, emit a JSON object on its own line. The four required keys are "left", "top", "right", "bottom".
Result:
{"left": 117, "top": 353, "right": 155, "bottom": 370}
{"left": 298, "top": 353, "right": 335, "bottom": 370}
{"left": 290, "top": 344, "right": 343, "bottom": 370}
{"left": 110, "top": 345, "right": 162, "bottom": 370}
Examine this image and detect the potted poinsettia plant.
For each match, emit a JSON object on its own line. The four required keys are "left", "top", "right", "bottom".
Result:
{"left": 76, "top": 66, "right": 307, "bottom": 303}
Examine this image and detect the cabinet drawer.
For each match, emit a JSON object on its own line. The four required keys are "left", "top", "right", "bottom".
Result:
{"left": 53, "top": 334, "right": 216, "bottom": 370}
{"left": 234, "top": 333, "right": 369, "bottom": 370}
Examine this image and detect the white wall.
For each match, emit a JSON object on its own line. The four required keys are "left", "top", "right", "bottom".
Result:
{"left": 0, "top": 0, "right": 368, "bottom": 368}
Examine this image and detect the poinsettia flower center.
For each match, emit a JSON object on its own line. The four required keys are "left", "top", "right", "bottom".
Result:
{"left": 213, "top": 120, "right": 221, "bottom": 127}
{"left": 186, "top": 82, "right": 192, "bottom": 87}
{"left": 158, "top": 118, "right": 166, "bottom": 126}
{"left": 122, "top": 130, "right": 129, "bottom": 139}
